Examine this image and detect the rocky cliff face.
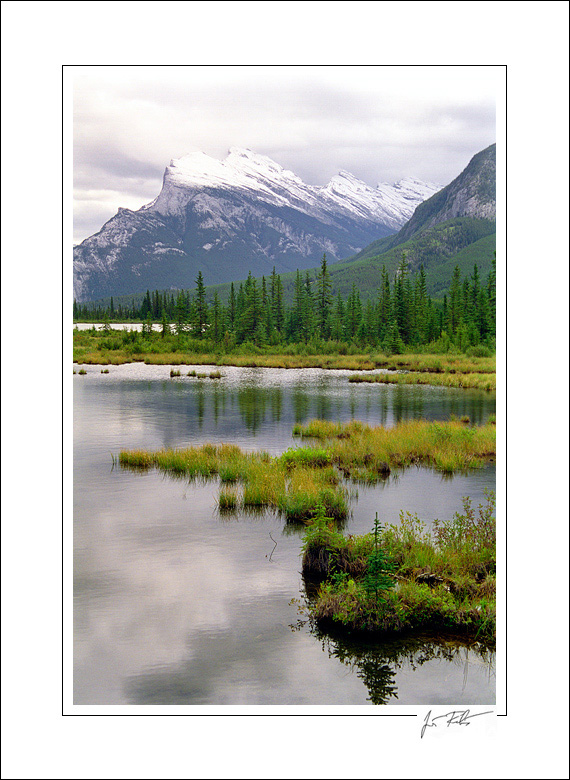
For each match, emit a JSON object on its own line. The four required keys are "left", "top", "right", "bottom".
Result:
{"left": 73, "top": 148, "right": 440, "bottom": 301}
{"left": 394, "top": 144, "right": 496, "bottom": 245}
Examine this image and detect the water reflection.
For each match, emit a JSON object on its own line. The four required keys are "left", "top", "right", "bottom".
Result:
{"left": 315, "top": 631, "right": 496, "bottom": 705}
{"left": 292, "top": 389, "right": 310, "bottom": 423}
{"left": 74, "top": 365, "right": 496, "bottom": 704}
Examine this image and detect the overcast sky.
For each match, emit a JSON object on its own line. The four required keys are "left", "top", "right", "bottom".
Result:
{"left": 73, "top": 65, "right": 499, "bottom": 244}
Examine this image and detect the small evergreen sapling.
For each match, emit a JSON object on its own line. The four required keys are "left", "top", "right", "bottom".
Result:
{"left": 364, "top": 513, "right": 395, "bottom": 602}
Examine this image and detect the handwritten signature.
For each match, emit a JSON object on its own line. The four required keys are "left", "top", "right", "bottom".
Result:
{"left": 421, "top": 709, "right": 494, "bottom": 738}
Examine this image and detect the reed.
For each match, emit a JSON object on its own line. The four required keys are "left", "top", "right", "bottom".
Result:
{"left": 218, "top": 489, "right": 238, "bottom": 511}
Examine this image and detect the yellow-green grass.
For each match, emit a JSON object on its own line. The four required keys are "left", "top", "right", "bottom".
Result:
{"left": 119, "top": 442, "right": 348, "bottom": 522}
{"left": 74, "top": 349, "right": 494, "bottom": 373}
{"left": 218, "top": 488, "right": 239, "bottom": 512}
{"left": 293, "top": 418, "right": 495, "bottom": 474}
{"left": 73, "top": 330, "right": 495, "bottom": 373}
{"left": 119, "top": 420, "right": 495, "bottom": 523}
{"left": 367, "top": 354, "right": 495, "bottom": 374}
{"left": 348, "top": 372, "right": 496, "bottom": 391}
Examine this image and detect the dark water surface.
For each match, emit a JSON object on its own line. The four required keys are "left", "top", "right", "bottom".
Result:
{"left": 74, "top": 363, "right": 496, "bottom": 705}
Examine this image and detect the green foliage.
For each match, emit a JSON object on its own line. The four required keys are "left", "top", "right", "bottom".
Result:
{"left": 75, "top": 221, "right": 496, "bottom": 358}
{"left": 308, "top": 492, "right": 496, "bottom": 640}
{"left": 301, "top": 505, "right": 346, "bottom": 555}
{"left": 280, "top": 447, "right": 332, "bottom": 469}
{"left": 363, "top": 514, "right": 395, "bottom": 600}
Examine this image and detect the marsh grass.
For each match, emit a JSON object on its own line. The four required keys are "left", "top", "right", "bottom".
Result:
{"left": 119, "top": 420, "right": 494, "bottom": 521}
{"left": 218, "top": 488, "right": 239, "bottom": 512}
{"left": 293, "top": 419, "right": 495, "bottom": 475}
{"left": 119, "top": 441, "right": 347, "bottom": 522}
{"left": 306, "top": 491, "right": 496, "bottom": 640}
{"left": 348, "top": 372, "right": 496, "bottom": 391}
{"left": 73, "top": 330, "right": 495, "bottom": 373}
{"left": 280, "top": 447, "right": 332, "bottom": 469}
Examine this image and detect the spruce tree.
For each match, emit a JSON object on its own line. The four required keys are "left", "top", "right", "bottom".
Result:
{"left": 212, "top": 292, "right": 222, "bottom": 343}
{"left": 194, "top": 271, "right": 208, "bottom": 337}
{"left": 377, "top": 266, "right": 392, "bottom": 342}
{"left": 316, "top": 253, "right": 332, "bottom": 340}
{"left": 174, "top": 291, "right": 187, "bottom": 336}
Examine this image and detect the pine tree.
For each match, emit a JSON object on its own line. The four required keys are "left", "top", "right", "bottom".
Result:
{"left": 487, "top": 252, "right": 496, "bottom": 339}
{"left": 160, "top": 309, "right": 170, "bottom": 338}
{"left": 290, "top": 270, "right": 305, "bottom": 342}
{"left": 415, "top": 265, "right": 427, "bottom": 344}
{"left": 394, "top": 253, "right": 412, "bottom": 344}
{"left": 174, "top": 291, "right": 187, "bottom": 336}
{"left": 331, "top": 293, "right": 345, "bottom": 341}
{"left": 302, "top": 272, "right": 315, "bottom": 342}
{"left": 316, "top": 253, "right": 332, "bottom": 340}
{"left": 227, "top": 283, "right": 236, "bottom": 329}
{"left": 345, "top": 284, "right": 362, "bottom": 339}
{"left": 448, "top": 265, "right": 462, "bottom": 336}
{"left": 212, "top": 292, "right": 222, "bottom": 343}
{"left": 273, "top": 273, "right": 284, "bottom": 334}
{"left": 236, "top": 273, "right": 262, "bottom": 343}
{"left": 194, "top": 271, "right": 208, "bottom": 337}
{"left": 377, "top": 266, "right": 392, "bottom": 342}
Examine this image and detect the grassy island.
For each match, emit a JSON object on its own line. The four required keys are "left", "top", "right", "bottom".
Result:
{"left": 302, "top": 493, "right": 496, "bottom": 641}
{"left": 348, "top": 371, "right": 496, "bottom": 391}
{"left": 118, "top": 418, "right": 496, "bottom": 640}
{"left": 119, "top": 419, "right": 495, "bottom": 522}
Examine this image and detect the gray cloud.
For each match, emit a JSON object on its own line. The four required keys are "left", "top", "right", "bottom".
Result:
{"left": 73, "top": 66, "right": 498, "bottom": 243}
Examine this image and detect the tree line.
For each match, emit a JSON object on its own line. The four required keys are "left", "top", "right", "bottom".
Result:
{"left": 73, "top": 254, "right": 496, "bottom": 353}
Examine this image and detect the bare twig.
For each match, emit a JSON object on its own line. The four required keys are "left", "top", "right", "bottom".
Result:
{"left": 268, "top": 532, "right": 278, "bottom": 562}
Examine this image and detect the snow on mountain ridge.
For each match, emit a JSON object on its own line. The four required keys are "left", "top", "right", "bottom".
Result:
{"left": 74, "top": 147, "right": 443, "bottom": 301}
{"left": 149, "top": 147, "right": 441, "bottom": 230}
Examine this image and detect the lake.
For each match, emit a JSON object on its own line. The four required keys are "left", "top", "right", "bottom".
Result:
{"left": 74, "top": 363, "right": 496, "bottom": 705}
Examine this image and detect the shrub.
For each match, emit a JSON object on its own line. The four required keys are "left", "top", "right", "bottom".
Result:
{"left": 466, "top": 344, "right": 493, "bottom": 358}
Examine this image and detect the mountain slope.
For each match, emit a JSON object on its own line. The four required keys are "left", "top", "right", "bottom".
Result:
{"left": 324, "top": 143, "right": 496, "bottom": 293}
{"left": 73, "top": 148, "right": 440, "bottom": 302}
{"left": 200, "top": 144, "right": 496, "bottom": 305}
{"left": 381, "top": 143, "right": 495, "bottom": 249}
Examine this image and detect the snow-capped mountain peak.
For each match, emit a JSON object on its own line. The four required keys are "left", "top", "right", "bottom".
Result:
{"left": 74, "top": 147, "right": 442, "bottom": 301}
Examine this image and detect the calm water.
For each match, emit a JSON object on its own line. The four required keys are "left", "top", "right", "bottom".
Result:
{"left": 74, "top": 363, "right": 496, "bottom": 705}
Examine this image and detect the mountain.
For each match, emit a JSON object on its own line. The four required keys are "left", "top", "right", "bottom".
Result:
{"left": 73, "top": 147, "right": 440, "bottom": 302}
{"left": 321, "top": 144, "right": 496, "bottom": 297}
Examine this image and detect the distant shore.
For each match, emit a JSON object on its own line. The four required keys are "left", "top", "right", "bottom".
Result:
{"left": 73, "top": 326, "right": 496, "bottom": 377}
